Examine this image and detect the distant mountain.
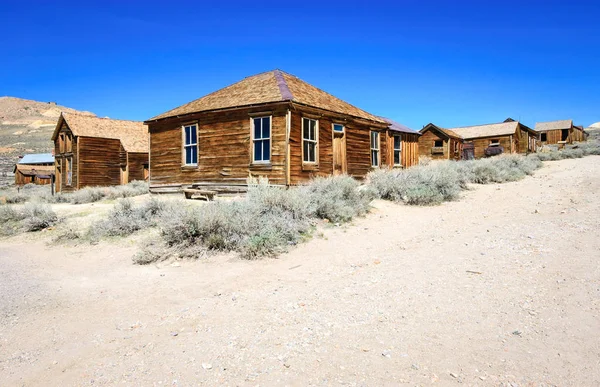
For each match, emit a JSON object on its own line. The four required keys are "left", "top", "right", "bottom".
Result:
{"left": 0, "top": 97, "right": 95, "bottom": 186}
{"left": 590, "top": 122, "right": 600, "bottom": 129}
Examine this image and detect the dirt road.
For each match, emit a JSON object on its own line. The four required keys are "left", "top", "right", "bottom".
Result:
{"left": 1, "top": 156, "right": 599, "bottom": 386}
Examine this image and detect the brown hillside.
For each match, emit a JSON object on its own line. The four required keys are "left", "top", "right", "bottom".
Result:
{"left": 0, "top": 97, "right": 94, "bottom": 186}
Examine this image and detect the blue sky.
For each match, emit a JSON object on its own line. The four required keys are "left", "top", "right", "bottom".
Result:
{"left": 1, "top": 0, "right": 599, "bottom": 128}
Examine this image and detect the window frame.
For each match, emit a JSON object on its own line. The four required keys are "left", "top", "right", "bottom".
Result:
{"left": 302, "top": 117, "right": 319, "bottom": 164}
{"left": 540, "top": 133, "right": 547, "bottom": 142}
{"left": 489, "top": 138, "right": 500, "bottom": 147}
{"left": 332, "top": 123, "right": 345, "bottom": 133}
{"left": 370, "top": 130, "right": 380, "bottom": 168}
{"left": 393, "top": 134, "right": 402, "bottom": 167}
{"left": 59, "top": 133, "right": 65, "bottom": 153}
{"left": 182, "top": 123, "right": 199, "bottom": 167}
{"left": 66, "top": 157, "right": 72, "bottom": 186}
{"left": 251, "top": 116, "right": 272, "bottom": 164}
{"left": 433, "top": 139, "right": 444, "bottom": 148}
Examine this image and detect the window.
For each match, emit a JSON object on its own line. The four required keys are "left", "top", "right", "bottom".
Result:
{"left": 252, "top": 116, "right": 271, "bottom": 163}
{"left": 183, "top": 124, "right": 198, "bottom": 165}
{"left": 333, "top": 123, "right": 344, "bottom": 133}
{"left": 489, "top": 139, "right": 500, "bottom": 147}
{"left": 59, "top": 133, "right": 65, "bottom": 153}
{"left": 540, "top": 133, "right": 547, "bottom": 142}
{"left": 370, "top": 131, "right": 380, "bottom": 167}
{"left": 66, "top": 134, "right": 72, "bottom": 152}
{"left": 393, "top": 135, "right": 402, "bottom": 166}
{"left": 302, "top": 118, "right": 318, "bottom": 163}
{"left": 66, "top": 157, "right": 72, "bottom": 186}
{"left": 434, "top": 140, "right": 443, "bottom": 147}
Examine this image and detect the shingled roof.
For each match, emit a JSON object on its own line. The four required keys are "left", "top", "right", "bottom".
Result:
{"left": 147, "top": 70, "right": 386, "bottom": 124}
{"left": 534, "top": 119, "right": 573, "bottom": 132}
{"left": 379, "top": 117, "right": 420, "bottom": 135}
{"left": 53, "top": 112, "right": 148, "bottom": 153}
{"left": 449, "top": 121, "right": 520, "bottom": 139}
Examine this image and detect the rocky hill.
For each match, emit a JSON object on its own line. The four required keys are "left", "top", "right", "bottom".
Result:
{"left": 0, "top": 97, "right": 94, "bottom": 186}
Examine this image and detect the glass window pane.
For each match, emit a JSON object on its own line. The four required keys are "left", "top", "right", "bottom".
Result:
{"left": 254, "top": 141, "right": 262, "bottom": 161}
{"left": 185, "top": 147, "right": 191, "bottom": 164}
{"left": 303, "top": 141, "right": 309, "bottom": 162}
{"left": 185, "top": 126, "right": 190, "bottom": 145}
{"left": 333, "top": 124, "right": 343, "bottom": 132}
{"left": 394, "top": 151, "right": 400, "bottom": 165}
{"left": 190, "top": 125, "right": 197, "bottom": 144}
{"left": 394, "top": 136, "right": 401, "bottom": 150}
{"left": 191, "top": 146, "right": 197, "bottom": 164}
{"left": 310, "top": 121, "right": 315, "bottom": 140}
{"left": 263, "top": 140, "right": 270, "bottom": 161}
{"left": 263, "top": 117, "right": 270, "bottom": 138}
{"left": 254, "top": 118, "right": 262, "bottom": 140}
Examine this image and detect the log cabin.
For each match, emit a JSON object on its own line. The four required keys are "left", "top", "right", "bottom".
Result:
{"left": 144, "top": 70, "right": 395, "bottom": 191}
{"left": 378, "top": 118, "right": 421, "bottom": 168}
{"left": 534, "top": 119, "right": 575, "bottom": 145}
{"left": 51, "top": 112, "right": 149, "bottom": 193}
{"left": 420, "top": 119, "right": 537, "bottom": 160}
{"left": 13, "top": 153, "right": 54, "bottom": 185}
{"left": 418, "top": 124, "right": 464, "bottom": 160}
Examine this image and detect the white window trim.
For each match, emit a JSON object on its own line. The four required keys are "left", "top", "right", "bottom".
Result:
{"left": 332, "top": 123, "right": 345, "bottom": 133}
{"left": 393, "top": 134, "right": 402, "bottom": 166}
{"left": 489, "top": 139, "right": 500, "bottom": 146}
{"left": 302, "top": 117, "right": 319, "bottom": 164}
{"left": 251, "top": 116, "right": 272, "bottom": 164}
{"left": 370, "top": 130, "right": 380, "bottom": 167}
{"left": 182, "top": 123, "right": 198, "bottom": 166}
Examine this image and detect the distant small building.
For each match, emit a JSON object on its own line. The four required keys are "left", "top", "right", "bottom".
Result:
{"left": 534, "top": 119, "right": 576, "bottom": 145}
{"left": 378, "top": 118, "right": 421, "bottom": 168}
{"left": 51, "top": 112, "right": 148, "bottom": 193}
{"left": 418, "top": 124, "right": 464, "bottom": 160}
{"left": 419, "top": 119, "right": 537, "bottom": 160}
{"left": 13, "top": 153, "right": 55, "bottom": 186}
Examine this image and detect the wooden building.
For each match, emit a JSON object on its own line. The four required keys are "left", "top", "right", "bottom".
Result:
{"left": 534, "top": 119, "right": 575, "bottom": 145}
{"left": 573, "top": 125, "right": 587, "bottom": 142}
{"left": 418, "top": 124, "right": 464, "bottom": 160}
{"left": 420, "top": 119, "right": 537, "bottom": 160}
{"left": 379, "top": 118, "right": 421, "bottom": 168}
{"left": 144, "top": 70, "right": 397, "bottom": 191}
{"left": 51, "top": 112, "right": 149, "bottom": 193}
{"left": 13, "top": 153, "right": 55, "bottom": 185}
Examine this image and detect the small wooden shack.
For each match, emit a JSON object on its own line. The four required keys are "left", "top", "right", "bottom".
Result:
{"left": 420, "top": 119, "right": 537, "bottom": 160}
{"left": 573, "top": 125, "right": 587, "bottom": 142}
{"left": 51, "top": 112, "right": 149, "bottom": 193}
{"left": 378, "top": 118, "right": 421, "bottom": 168}
{"left": 418, "top": 124, "right": 464, "bottom": 160}
{"left": 534, "top": 119, "right": 575, "bottom": 145}
{"left": 144, "top": 70, "right": 396, "bottom": 191}
{"left": 13, "top": 153, "right": 55, "bottom": 185}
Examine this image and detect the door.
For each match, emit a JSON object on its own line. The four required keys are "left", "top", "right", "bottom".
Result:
{"left": 332, "top": 125, "right": 347, "bottom": 175}
{"left": 55, "top": 160, "right": 62, "bottom": 193}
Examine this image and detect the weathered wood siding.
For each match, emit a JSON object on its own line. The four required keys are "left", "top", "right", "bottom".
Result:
{"left": 539, "top": 129, "right": 572, "bottom": 145}
{"left": 149, "top": 106, "right": 288, "bottom": 187}
{"left": 384, "top": 132, "right": 420, "bottom": 168}
{"left": 128, "top": 152, "right": 149, "bottom": 182}
{"left": 469, "top": 135, "right": 512, "bottom": 159}
{"left": 78, "top": 136, "right": 122, "bottom": 188}
{"left": 54, "top": 123, "right": 78, "bottom": 193}
{"left": 288, "top": 109, "right": 382, "bottom": 183}
{"left": 15, "top": 172, "right": 52, "bottom": 186}
{"left": 418, "top": 129, "right": 450, "bottom": 160}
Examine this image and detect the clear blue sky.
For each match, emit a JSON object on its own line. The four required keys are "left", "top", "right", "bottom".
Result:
{"left": 1, "top": 0, "right": 599, "bottom": 128}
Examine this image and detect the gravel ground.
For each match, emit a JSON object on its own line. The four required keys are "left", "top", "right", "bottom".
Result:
{"left": 0, "top": 156, "right": 599, "bottom": 386}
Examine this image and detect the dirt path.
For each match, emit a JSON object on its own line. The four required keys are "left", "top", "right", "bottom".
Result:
{"left": 1, "top": 157, "right": 599, "bottom": 386}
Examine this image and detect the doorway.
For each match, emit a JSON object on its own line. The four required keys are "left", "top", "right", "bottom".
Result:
{"left": 332, "top": 126, "right": 347, "bottom": 175}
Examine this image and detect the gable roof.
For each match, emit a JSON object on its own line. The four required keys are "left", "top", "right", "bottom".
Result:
{"left": 147, "top": 70, "right": 386, "bottom": 124}
{"left": 534, "top": 119, "right": 573, "bottom": 132}
{"left": 379, "top": 117, "right": 420, "bottom": 135}
{"left": 17, "top": 153, "right": 54, "bottom": 164}
{"left": 420, "top": 123, "right": 462, "bottom": 139}
{"left": 449, "top": 121, "right": 519, "bottom": 139}
{"left": 13, "top": 164, "right": 54, "bottom": 176}
{"left": 53, "top": 112, "right": 148, "bottom": 153}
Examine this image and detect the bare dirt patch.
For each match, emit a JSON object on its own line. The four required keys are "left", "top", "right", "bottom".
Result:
{"left": 1, "top": 157, "right": 599, "bottom": 386}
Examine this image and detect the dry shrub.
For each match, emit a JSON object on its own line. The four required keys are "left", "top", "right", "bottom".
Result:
{"left": 0, "top": 203, "right": 58, "bottom": 236}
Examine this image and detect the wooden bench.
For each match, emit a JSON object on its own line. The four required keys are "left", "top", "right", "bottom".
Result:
{"left": 183, "top": 189, "right": 217, "bottom": 201}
